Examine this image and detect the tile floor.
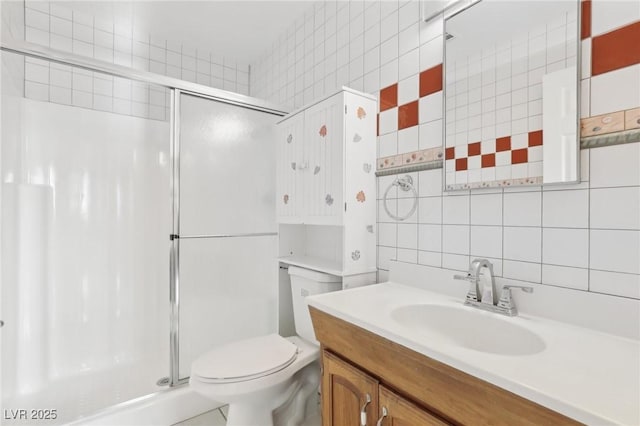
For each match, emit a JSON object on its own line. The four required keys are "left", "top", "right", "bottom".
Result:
{"left": 173, "top": 405, "right": 321, "bottom": 426}
{"left": 173, "top": 406, "right": 228, "bottom": 426}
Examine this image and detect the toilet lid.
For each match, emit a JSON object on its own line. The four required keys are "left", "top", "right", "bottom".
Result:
{"left": 192, "top": 334, "right": 298, "bottom": 383}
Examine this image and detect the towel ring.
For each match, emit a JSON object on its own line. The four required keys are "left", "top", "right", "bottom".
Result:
{"left": 383, "top": 175, "right": 418, "bottom": 221}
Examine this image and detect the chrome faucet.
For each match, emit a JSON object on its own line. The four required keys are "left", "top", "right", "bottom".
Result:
{"left": 454, "top": 259, "right": 533, "bottom": 316}
{"left": 454, "top": 258, "right": 496, "bottom": 304}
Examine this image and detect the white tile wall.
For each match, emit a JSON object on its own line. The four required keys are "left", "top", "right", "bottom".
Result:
{"left": 590, "top": 143, "right": 640, "bottom": 188}
{"left": 470, "top": 226, "right": 502, "bottom": 259}
{"left": 503, "top": 259, "right": 542, "bottom": 283}
{"left": 590, "top": 187, "right": 640, "bottom": 230}
{"left": 543, "top": 228, "right": 589, "bottom": 268}
{"left": 504, "top": 227, "right": 542, "bottom": 263}
{"left": 591, "top": 230, "right": 640, "bottom": 275}
{"left": 590, "top": 270, "right": 640, "bottom": 299}
{"left": 590, "top": 65, "right": 640, "bottom": 116}
{"left": 542, "top": 264, "right": 589, "bottom": 291}
{"left": 23, "top": 1, "right": 250, "bottom": 121}
{"left": 503, "top": 191, "right": 542, "bottom": 226}
{"left": 542, "top": 189, "right": 589, "bottom": 228}
{"left": 252, "top": 0, "right": 640, "bottom": 300}
{"left": 591, "top": 0, "right": 640, "bottom": 36}
{"left": 470, "top": 193, "right": 502, "bottom": 226}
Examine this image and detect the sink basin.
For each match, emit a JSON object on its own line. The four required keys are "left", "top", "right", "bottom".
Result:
{"left": 390, "top": 304, "right": 546, "bottom": 356}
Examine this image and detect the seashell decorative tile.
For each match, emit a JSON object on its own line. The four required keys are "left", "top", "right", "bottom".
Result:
{"left": 325, "top": 194, "right": 334, "bottom": 206}
{"left": 314, "top": 165, "right": 321, "bottom": 175}
{"left": 353, "top": 133, "right": 362, "bottom": 143}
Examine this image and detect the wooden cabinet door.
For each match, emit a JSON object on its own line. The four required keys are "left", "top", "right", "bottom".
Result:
{"left": 377, "top": 386, "right": 449, "bottom": 426}
{"left": 322, "top": 350, "right": 378, "bottom": 426}
{"left": 303, "top": 92, "right": 344, "bottom": 225}
{"left": 276, "top": 112, "right": 304, "bottom": 223}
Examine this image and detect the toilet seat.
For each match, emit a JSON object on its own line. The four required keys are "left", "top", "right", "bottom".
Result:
{"left": 191, "top": 334, "right": 299, "bottom": 384}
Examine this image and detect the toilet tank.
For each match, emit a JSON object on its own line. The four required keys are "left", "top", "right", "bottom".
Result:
{"left": 288, "top": 266, "right": 342, "bottom": 343}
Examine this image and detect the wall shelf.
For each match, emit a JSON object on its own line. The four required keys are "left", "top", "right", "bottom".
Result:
{"left": 278, "top": 255, "right": 373, "bottom": 277}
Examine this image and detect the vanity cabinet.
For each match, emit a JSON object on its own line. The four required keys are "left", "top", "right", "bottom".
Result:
{"left": 312, "top": 307, "right": 581, "bottom": 426}
{"left": 321, "top": 350, "right": 378, "bottom": 426}
{"left": 276, "top": 88, "right": 376, "bottom": 226}
{"left": 322, "top": 349, "right": 447, "bottom": 426}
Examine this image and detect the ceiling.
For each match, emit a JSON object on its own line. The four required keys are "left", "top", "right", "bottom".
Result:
{"left": 52, "top": 1, "right": 313, "bottom": 64}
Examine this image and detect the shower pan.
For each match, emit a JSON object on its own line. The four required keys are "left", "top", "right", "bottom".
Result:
{"left": 0, "top": 38, "right": 285, "bottom": 425}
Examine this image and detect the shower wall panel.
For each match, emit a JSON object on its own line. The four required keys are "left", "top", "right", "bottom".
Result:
{"left": 2, "top": 85, "right": 171, "bottom": 422}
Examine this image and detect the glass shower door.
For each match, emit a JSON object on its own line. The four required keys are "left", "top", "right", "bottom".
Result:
{"left": 175, "top": 92, "right": 280, "bottom": 381}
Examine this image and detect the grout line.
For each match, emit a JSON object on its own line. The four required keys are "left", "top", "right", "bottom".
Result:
{"left": 540, "top": 176, "right": 544, "bottom": 279}
{"left": 587, "top": 150, "right": 591, "bottom": 291}
{"left": 218, "top": 407, "right": 227, "bottom": 421}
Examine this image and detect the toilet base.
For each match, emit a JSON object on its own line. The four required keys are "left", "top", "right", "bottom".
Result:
{"left": 225, "top": 361, "right": 320, "bottom": 426}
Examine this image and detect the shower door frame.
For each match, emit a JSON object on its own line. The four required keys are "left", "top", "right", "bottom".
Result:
{"left": 1, "top": 36, "right": 287, "bottom": 389}
{"left": 169, "top": 89, "right": 283, "bottom": 385}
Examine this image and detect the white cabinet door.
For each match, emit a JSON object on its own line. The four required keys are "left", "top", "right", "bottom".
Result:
{"left": 303, "top": 93, "right": 344, "bottom": 225}
{"left": 276, "top": 112, "right": 304, "bottom": 223}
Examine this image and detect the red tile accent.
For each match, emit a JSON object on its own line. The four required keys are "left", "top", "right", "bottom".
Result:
{"left": 398, "top": 100, "right": 419, "bottom": 130}
{"left": 380, "top": 84, "right": 398, "bottom": 112}
{"left": 468, "top": 142, "right": 481, "bottom": 156}
{"left": 511, "top": 148, "right": 528, "bottom": 164}
{"left": 419, "top": 64, "right": 443, "bottom": 98}
{"left": 592, "top": 21, "right": 640, "bottom": 76}
{"left": 481, "top": 153, "right": 495, "bottom": 168}
{"left": 581, "top": 0, "right": 591, "bottom": 40}
{"left": 496, "top": 136, "right": 511, "bottom": 152}
{"left": 445, "top": 147, "right": 455, "bottom": 160}
{"left": 528, "top": 130, "right": 543, "bottom": 147}
{"left": 455, "top": 158, "right": 468, "bottom": 171}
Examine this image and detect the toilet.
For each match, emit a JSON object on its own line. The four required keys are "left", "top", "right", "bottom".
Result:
{"left": 189, "top": 266, "right": 342, "bottom": 426}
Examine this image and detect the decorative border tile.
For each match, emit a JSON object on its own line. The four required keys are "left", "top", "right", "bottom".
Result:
{"left": 445, "top": 176, "right": 543, "bottom": 191}
{"left": 580, "top": 129, "right": 640, "bottom": 149}
{"left": 377, "top": 146, "right": 443, "bottom": 171}
{"left": 581, "top": 107, "right": 640, "bottom": 137}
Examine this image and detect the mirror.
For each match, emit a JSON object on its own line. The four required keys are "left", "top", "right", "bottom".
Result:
{"left": 443, "top": 0, "right": 580, "bottom": 191}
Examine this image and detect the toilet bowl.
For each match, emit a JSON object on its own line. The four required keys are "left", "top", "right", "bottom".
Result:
{"left": 190, "top": 266, "right": 342, "bottom": 426}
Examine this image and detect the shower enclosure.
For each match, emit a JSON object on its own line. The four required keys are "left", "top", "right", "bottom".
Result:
{"left": 0, "top": 38, "right": 284, "bottom": 424}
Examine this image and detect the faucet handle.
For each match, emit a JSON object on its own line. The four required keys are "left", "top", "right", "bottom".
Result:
{"left": 453, "top": 273, "right": 474, "bottom": 281}
{"left": 454, "top": 273, "right": 479, "bottom": 303}
{"left": 497, "top": 285, "right": 533, "bottom": 316}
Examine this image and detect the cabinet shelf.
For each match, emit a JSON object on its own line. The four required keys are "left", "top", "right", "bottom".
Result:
{"left": 278, "top": 255, "right": 376, "bottom": 277}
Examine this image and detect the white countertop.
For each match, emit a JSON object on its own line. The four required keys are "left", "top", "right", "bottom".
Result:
{"left": 307, "top": 282, "right": 640, "bottom": 425}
